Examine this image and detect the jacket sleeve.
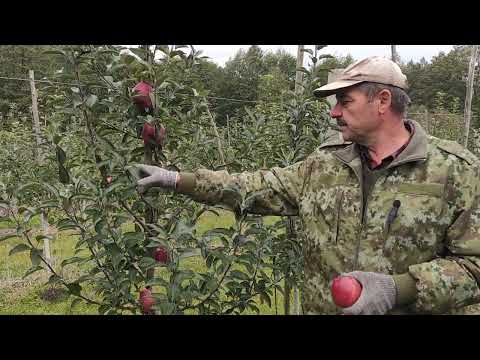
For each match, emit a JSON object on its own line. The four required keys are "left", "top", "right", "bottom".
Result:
{"left": 407, "top": 160, "right": 480, "bottom": 314}
{"left": 175, "top": 160, "right": 311, "bottom": 217}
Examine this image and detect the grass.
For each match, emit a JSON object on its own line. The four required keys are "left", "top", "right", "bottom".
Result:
{"left": 0, "top": 210, "right": 292, "bottom": 315}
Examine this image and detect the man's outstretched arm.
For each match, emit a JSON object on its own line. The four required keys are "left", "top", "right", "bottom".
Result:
{"left": 133, "top": 161, "right": 310, "bottom": 216}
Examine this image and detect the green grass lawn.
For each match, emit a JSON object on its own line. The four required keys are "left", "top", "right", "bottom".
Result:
{"left": 0, "top": 210, "right": 292, "bottom": 315}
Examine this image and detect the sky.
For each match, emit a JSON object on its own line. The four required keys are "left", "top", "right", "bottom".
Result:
{"left": 191, "top": 45, "right": 455, "bottom": 67}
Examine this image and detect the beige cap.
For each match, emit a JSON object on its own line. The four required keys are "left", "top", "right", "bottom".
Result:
{"left": 313, "top": 56, "right": 408, "bottom": 98}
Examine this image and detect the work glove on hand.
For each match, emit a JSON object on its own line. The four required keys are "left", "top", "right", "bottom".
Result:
{"left": 342, "top": 271, "right": 397, "bottom": 315}
{"left": 133, "top": 164, "right": 179, "bottom": 193}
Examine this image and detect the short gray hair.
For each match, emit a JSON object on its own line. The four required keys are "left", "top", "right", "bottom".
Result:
{"left": 356, "top": 82, "right": 411, "bottom": 116}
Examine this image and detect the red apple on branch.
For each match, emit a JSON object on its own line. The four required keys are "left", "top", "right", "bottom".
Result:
{"left": 139, "top": 288, "right": 155, "bottom": 314}
{"left": 141, "top": 123, "right": 156, "bottom": 146}
{"left": 154, "top": 246, "right": 169, "bottom": 264}
{"left": 132, "top": 81, "right": 154, "bottom": 112}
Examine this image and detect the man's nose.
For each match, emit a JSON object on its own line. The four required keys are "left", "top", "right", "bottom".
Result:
{"left": 330, "top": 103, "right": 342, "bottom": 118}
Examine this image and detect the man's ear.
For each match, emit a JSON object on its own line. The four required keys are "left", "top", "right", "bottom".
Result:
{"left": 377, "top": 89, "right": 392, "bottom": 115}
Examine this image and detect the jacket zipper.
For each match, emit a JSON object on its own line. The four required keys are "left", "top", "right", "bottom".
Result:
{"left": 343, "top": 163, "right": 364, "bottom": 270}
{"left": 334, "top": 190, "right": 344, "bottom": 244}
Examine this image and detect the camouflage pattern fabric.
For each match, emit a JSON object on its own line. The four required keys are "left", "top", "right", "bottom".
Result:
{"left": 180, "top": 120, "right": 480, "bottom": 314}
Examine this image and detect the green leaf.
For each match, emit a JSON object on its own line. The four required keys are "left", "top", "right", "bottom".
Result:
{"left": 171, "top": 220, "right": 195, "bottom": 239}
{"left": 138, "top": 256, "right": 156, "bottom": 269}
{"left": 15, "top": 182, "right": 55, "bottom": 198}
{"left": 145, "top": 224, "right": 167, "bottom": 239}
{"left": 9, "top": 243, "right": 31, "bottom": 256}
{"left": 35, "top": 234, "right": 53, "bottom": 242}
{"left": 259, "top": 292, "right": 272, "bottom": 308}
{"left": 230, "top": 270, "right": 249, "bottom": 281}
{"left": 56, "top": 145, "right": 67, "bottom": 164}
{"left": 23, "top": 265, "right": 44, "bottom": 279}
{"left": 106, "top": 244, "right": 123, "bottom": 269}
{"left": 72, "top": 94, "right": 83, "bottom": 108}
{"left": 146, "top": 277, "right": 169, "bottom": 287}
{"left": 38, "top": 201, "right": 59, "bottom": 210}
{"left": 42, "top": 50, "right": 67, "bottom": 57}
{"left": 47, "top": 274, "right": 62, "bottom": 285}
{"left": 66, "top": 283, "right": 82, "bottom": 296}
{"left": 94, "top": 219, "right": 106, "bottom": 234}
{"left": 39, "top": 182, "right": 60, "bottom": 198}
{"left": 206, "top": 278, "right": 217, "bottom": 291}
{"left": 205, "top": 254, "right": 214, "bottom": 268}
{"left": 30, "top": 249, "right": 42, "bottom": 267}
{"left": 69, "top": 298, "right": 83, "bottom": 313}
{"left": 123, "top": 232, "right": 144, "bottom": 248}
{"left": 317, "top": 54, "right": 335, "bottom": 61}
{"left": 85, "top": 94, "right": 98, "bottom": 108}
{"left": 158, "top": 302, "right": 175, "bottom": 315}
{"left": 202, "top": 227, "right": 235, "bottom": 238}
{"left": 0, "top": 233, "right": 18, "bottom": 242}
{"left": 84, "top": 208, "right": 101, "bottom": 218}
{"left": 173, "top": 270, "right": 195, "bottom": 285}
{"left": 59, "top": 164, "right": 70, "bottom": 184}
{"left": 57, "top": 218, "right": 77, "bottom": 231}
{"left": 61, "top": 257, "right": 86, "bottom": 267}
{"left": 247, "top": 303, "right": 260, "bottom": 314}
{"left": 103, "top": 183, "right": 125, "bottom": 196}
{"left": 69, "top": 194, "right": 97, "bottom": 202}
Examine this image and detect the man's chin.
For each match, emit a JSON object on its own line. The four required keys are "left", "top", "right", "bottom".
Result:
{"left": 339, "top": 127, "right": 351, "bottom": 141}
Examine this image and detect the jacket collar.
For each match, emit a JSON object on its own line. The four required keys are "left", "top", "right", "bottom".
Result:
{"left": 332, "top": 120, "right": 428, "bottom": 168}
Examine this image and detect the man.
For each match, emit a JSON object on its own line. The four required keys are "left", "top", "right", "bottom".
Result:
{"left": 134, "top": 56, "right": 480, "bottom": 315}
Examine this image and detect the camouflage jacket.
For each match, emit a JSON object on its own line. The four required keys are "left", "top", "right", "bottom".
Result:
{"left": 178, "top": 120, "right": 480, "bottom": 314}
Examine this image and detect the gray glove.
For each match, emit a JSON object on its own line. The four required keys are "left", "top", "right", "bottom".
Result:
{"left": 133, "top": 164, "right": 179, "bottom": 193}
{"left": 342, "top": 271, "right": 396, "bottom": 315}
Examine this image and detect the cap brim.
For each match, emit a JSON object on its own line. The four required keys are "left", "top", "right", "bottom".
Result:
{"left": 313, "top": 80, "right": 364, "bottom": 98}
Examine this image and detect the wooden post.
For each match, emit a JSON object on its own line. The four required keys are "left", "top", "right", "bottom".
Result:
{"left": 464, "top": 45, "right": 478, "bottom": 148}
{"left": 295, "top": 45, "right": 305, "bottom": 95}
{"left": 286, "top": 45, "right": 306, "bottom": 316}
{"left": 29, "top": 70, "right": 52, "bottom": 272}
{"left": 391, "top": 45, "right": 399, "bottom": 64}
{"left": 205, "top": 102, "right": 226, "bottom": 166}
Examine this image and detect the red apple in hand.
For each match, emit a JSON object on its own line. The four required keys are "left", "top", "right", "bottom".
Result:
{"left": 154, "top": 246, "right": 169, "bottom": 264}
{"left": 331, "top": 275, "right": 362, "bottom": 308}
{"left": 132, "top": 81, "right": 153, "bottom": 112}
{"left": 139, "top": 288, "right": 155, "bottom": 314}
